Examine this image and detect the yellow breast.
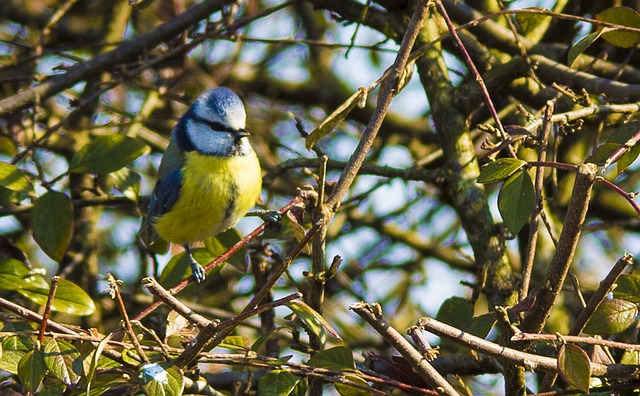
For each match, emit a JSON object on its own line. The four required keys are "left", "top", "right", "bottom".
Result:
{"left": 153, "top": 150, "right": 262, "bottom": 244}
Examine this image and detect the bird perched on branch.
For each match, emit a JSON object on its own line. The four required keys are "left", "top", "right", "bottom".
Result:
{"left": 140, "top": 87, "right": 262, "bottom": 284}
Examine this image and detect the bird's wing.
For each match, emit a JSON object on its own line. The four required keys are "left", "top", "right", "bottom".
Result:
{"left": 140, "top": 169, "right": 183, "bottom": 246}
{"left": 140, "top": 136, "right": 185, "bottom": 246}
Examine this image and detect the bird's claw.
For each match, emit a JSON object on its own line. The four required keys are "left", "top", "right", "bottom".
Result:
{"left": 190, "top": 259, "right": 206, "bottom": 284}
{"left": 261, "top": 210, "right": 282, "bottom": 231}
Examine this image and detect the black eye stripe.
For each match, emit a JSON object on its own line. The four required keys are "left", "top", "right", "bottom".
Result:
{"left": 192, "top": 116, "right": 230, "bottom": 132}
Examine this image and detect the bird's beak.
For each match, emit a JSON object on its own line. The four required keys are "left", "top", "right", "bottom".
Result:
{"left": 235, "top": 129, "right": 250, "bottom": 138}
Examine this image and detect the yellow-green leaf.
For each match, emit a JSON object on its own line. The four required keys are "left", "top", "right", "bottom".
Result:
{"left": 70, "top": 134, "right": 149, "bottom": 174}
{"left": 307, "top": 346, "right": 355, "bottom": 371}
{"left": 43, "top": 338, "right": 82, "bottom": 387}
{"left": 0, "top": 161, "right": 32, "bottom": 193}
{"left": 596, "top": 7, "right": 640, "bottom": 48}
{"left": 138, "top": 362, "right": 184, "bottom": 396}
{"left": 258, "top": 370, "right": 301, "bottom": 396}
{"left": 334, "top": 375, "right": 372, "bottom": 396}
{"left": 515, "top": 8, "right": 551, "bottom": 35}
{"left": 613, "top": 274, "right": 640, "bottom": 304}
{"left": 584, "top": 298, "right": 637, "bottom": 335}
{"left": 18, "top": 278, "right": 96, "bottom": 316}
{"left": 287, "top": 300, "right": 341, "bottom": 342}
{"left": 32, "top": 190, "right": 73, "bottom": 262}
{"left": 18, "top": 349, "right": 47, "bottom": 393}
{"left": 477, "top": 158, "right": 527, "bottom": 183}
{"left": 557, "top": 344, "right": 591, "bottom": 393}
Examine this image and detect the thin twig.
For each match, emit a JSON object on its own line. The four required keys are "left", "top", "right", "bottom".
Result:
{"left": 37, "top": 276, "right": 60, "bottom": 346}
{"left": 350, "top": 302, "right": 461, "bottom": 396}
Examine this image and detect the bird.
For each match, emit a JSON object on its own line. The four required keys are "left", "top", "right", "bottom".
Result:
{"left": 140, "top": 87, "right": 262, "bottom": 284}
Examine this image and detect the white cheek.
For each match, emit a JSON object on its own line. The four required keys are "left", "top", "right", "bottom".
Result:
{"left": 226, "top": 111, "right": 246, "bottom": 130}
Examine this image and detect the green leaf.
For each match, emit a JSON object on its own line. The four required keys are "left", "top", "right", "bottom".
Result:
{"left": 0, "top": 334, "right": 34, "bottom": 374}
{"left": 70, "top": 134, "right": 149, "bottom": 174}
{"left": 86, "top": 333, "right": 112, "bottom": 396}
{"left": 568, "top": 30, "right": 605, "bottom": 67}
{"left": 18, "top": 278, "right": 96, "bottom": 316}
{"left": 105, "top": 168, "right": 142, "bottom": 201}
{"left": 0, "top": 136, "right": 17, "bottom": 156}
{"left": 617, "top": 142, "right": 640, "bottom": 173}
{"left": 138, "top": 362, "right": 184, "bottom": 396}
{"left": 0, "top": 258, "right": 45, "bottom": 291}
{"left": 606, "top": 122, "right": 640, "bottom": 145}
{"left": 596, "top": 7, "right": 640, "bottom": 48}
{"left": 557, "top": 343, "right": 591, "bottom": 393}
{"left": 583, "top": 298, "right": 638, "bottom": 335}
{"left": 515, "top": 8, "right": 551, "bottom": 35}
{"left": 287, "top": 300, "right": 341, "bottom": 342}
{"left": 307, "top": 346, "right": 355, "bottom": 371}
{"left": 0, "top": 161, "right": 32, "bottom": 193}
{"left": 158, "top": 248, "right": 222, "bottom": 290}
{"left": 43, "top": 338, "right": 82, "bottom": 387}
{"left": 219, "top": 336, "right": 251, "bottom": 351}
{"left": 18, "top": 349, "right": 47, "bottom": 393}
{"left": 306, "top": 87, "right": 367, "bottom": 150}
{"left": 621, "top": 350, "right": 640, "bottom": 364}
{"left": 31, "top": 190, "right": 74, "bottom": 262}
{"left": 435, "top": 296, "right": 474, "bottom": 331}
{"left": 334, "top": 375, "right": 372, "bottom": 396}
{"left": 258, "top": 370, "right": 301, "bottom": 396}
{"left": 477, "top": 158, "right": 527, "bottom": 183}
{"left": 498, "top": 170, "right": 535, "bottom": 234}
{"left": 466, "top": 312, "right": 497, "bottom": 338}
{"left": 587, "top": 142, "right": 620, "bottom": 166}
{"left": 613, "top": 274, "right": 640, "bottom": 304}
{"left": 204, "top": 228, "right": 247, "bottom": 272}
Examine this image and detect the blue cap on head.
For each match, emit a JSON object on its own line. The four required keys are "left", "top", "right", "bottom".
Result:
{"left": 192, "top": 87, "right": 246, "bottom": 131}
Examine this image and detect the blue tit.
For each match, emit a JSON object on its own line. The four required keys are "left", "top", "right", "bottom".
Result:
{"left": 140, "top": 87, "right": 262, "bottom": 284}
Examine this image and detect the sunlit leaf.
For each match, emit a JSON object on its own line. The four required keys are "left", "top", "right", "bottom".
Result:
{"left": 0, "top": 333, "right": 34, "bottom": 374}
{"left": 258, "top": 370, "right": 301, "bottom": 396}
{"left": 617, "top": 143, "right": 640, "bottom": 173}
{"left": 583, "top": 298, "right": 637, "bottom": 335}
{"left": 43, "top": 338, "right": 82, "bottom": 387}
{"left": 498, "top": 170, "right": 535, "bottom": 234}
{"left": 138, "top": 361, "right": 184, "bottom": 396}
{"left": 18, "top": 278, "right": 96, "bottom": 316}
{"left": 70, "top": 134, "right": 149, "bottom": 174}
{"left": 0, "top": 161, "right": 32, "bottom": 193}
{"left": 18, "top": 349, "right": 46, "bottom": 393}
{"left": 31, "top": 190, "right": 73, "bottom": 262}
{"left": 105, "top": 168, "right": 142, "bottom": 201}
{"left": 613, "top": 274, "right": 640, "bottom": 304}
{"left": 334, "top": 375, "right": 372, "bottom": 396}
{"left": 0, "top": 258, "right": 43, "bottom": 291}
{"left": 219, "top": 336, "right": 251, "bottom": 351}
{"left": 86, "top": 333, "right": 113, "bottom": 395}
{"left": 477, "top": 158, "right": 527, "bottom": 183}
{"left": 307, "top": 346, "right": 355, "bottom": 371}
{"left": 287, "top": 300, "right": 341, "bottom": 342}
{"left": 516, "top": 8, "right": 551, "bottom": 35}
{"left": 557, "top": 343, "right": 591, "bottom": 393}
{"left": 596, "top": 7, "right": 640, "bottom": 48}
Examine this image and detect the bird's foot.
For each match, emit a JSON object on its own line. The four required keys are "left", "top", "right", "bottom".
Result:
{"left": 184, "top": 244, "right": 206, "bottom": 284}
{"left": 249, "top": 210, "right": 282, "bottom": 231}
{"left": 190, "top": 259, "right": 206, "bottom": 284}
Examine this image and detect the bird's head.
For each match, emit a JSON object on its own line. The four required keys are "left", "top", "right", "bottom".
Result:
{"left": 176, "top": 87, "right": 251, "bottom": 156}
